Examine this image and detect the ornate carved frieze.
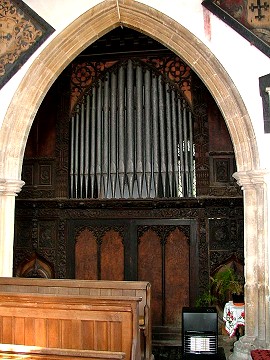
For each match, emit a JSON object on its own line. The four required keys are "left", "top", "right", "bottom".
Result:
{"left": 14, "top": 198, "right": 244, "bottom": 290}
{"left": 137, "top": 224, "right": 190, "bottom": 244}
{"left": 0, "top": 0, "right": 54, "bottom": 89}
{"left": 70, "top": 55, "right": 191, "bottom": 115}
{"left": 192, "top": 74, "right": 210, "bottom": 196}
{"left": 55, "top": 69, "right": 70, "bottom": 199}
{"left": 57, "top": 220, "right": 67, "bottom": 278}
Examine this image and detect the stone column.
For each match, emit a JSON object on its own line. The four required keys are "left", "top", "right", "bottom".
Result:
{"left": 230, "top": 170, "right": 270, "bottom": 360}
{"left": 0, "top": 179, "right": 24, "bottom": 276}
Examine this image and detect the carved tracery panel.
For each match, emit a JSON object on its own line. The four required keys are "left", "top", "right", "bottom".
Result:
{"left": 138, "top": 225, "right": 190, "bottom": 328}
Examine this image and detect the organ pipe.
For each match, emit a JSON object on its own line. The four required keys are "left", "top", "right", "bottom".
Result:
{"left": 158, "top": 76, "right": 167, "bottom": 197}
{"left": 90, "top": 87, "right": 96, "bottom": 198}
{"left": 118, "top": 65, "right": 125, "bottom": 197}
{"left": 144, "top": 70, "right": 152, "bottom": 198}
{"left": 171, "top": 91, "right": 179, "bottom": 197}
{"left": 96, "top": 80, "right": 102, "bottom": 197}
{"left": 165, "top": 83, "right": 173, "bottom": 197}
{"left": 80, "top": 102, "right": 85, "bottom": 198}
{"left": 136, "top": 65, "right": 144, "bottom": 197}
{"left": 110, "top": 71, "right": 117, "bottom": 198}
{"left": 126, "top": 60, "right": 135, "bottom": 197}
{"left": 103, "top": 78, "right": 109, "bottom": 197}
{"left": 85, "top": 95, "right": 90, "bottom": 198}
{"left": 151, "top": 74, "right": 160, "bottom": 198}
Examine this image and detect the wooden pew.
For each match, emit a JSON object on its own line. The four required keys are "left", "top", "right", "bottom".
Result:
{"left": 0, "top": 278, "right": 152, "bottom": 360}
{"left": 0, "top": 292, "right": 141, "bottom": 360}
{"left": 0, "top": 344, "right": 125, "bottom": 360}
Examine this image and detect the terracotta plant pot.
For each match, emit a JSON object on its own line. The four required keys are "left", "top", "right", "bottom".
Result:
{"left": 232, "top": 293, "right": 244, "bottom": 306}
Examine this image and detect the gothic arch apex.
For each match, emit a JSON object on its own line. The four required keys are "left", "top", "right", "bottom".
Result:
{"left": 0, "top": 0, "right": 259, "bottom": 181}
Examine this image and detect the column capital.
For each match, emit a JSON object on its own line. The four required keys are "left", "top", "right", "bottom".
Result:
{"left": 233, "top": 169, "right": 270, "bottom": 189}
{"left": 0, "top": 179, "right": 25, "bottom": 195}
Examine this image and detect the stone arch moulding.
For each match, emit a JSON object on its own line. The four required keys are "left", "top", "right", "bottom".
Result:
{"left": 0, "top": 0, "right": 259, "bottom": 181}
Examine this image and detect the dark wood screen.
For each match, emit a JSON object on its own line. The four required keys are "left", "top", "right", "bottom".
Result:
{"left": 70, "top": 219, "right": 196, "bottom": 331}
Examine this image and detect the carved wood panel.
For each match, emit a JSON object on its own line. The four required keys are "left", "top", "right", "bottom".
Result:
{"left": 100, "top": 229, "right": 124, "bottom": 281}
{"left": 165, "top": 228, "right": 189, "bottom": 326}
{"left": 138, "top": 225, "right": 189, "bottom": 327}
{"left": 75, "top": 228, "right": 98, "bottom": 280}
{"left": 75, "top": 227, "right": 125, "bottom": 281}
{"left": 138, "top": 228, "right": 162, "bottom": 325}
{"left": 68, "top": 218, "right": 196, "bottom": 331}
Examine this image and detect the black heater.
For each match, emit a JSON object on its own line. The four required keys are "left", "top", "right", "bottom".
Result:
{"left": 182, "top": 307, "right": 218, "bottom": 358}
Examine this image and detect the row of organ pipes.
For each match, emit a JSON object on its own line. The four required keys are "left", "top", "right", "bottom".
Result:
{"left": 70, "top": 60, "right": 195, "bottom": 199}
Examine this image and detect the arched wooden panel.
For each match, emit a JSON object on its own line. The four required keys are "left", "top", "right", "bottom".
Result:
{"left": 165, "top": 227, "right": 189, "bottom": 326}
{"left": 15, "top": 251, "right": 54, "bottom": 278}
{"left": 75, "top": 228, "right": 97, "bottom": 279}
{"left": 138, "top": 229, "right": 162, "bottom": 326}
{"left": 101, "top": 229, "right": 124, "bottom": 281}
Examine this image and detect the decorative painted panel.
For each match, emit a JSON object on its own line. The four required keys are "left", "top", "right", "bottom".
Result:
{"left": 202, "top": 0, "right": 270, "bottom": 57}
{"left": 0, "top": 0, "right": 54, "bottom": 89}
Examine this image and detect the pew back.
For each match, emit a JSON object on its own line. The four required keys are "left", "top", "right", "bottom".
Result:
{"left": 0, "top": 278, "right": 152, "bottom": 360}
{"left": 0, "top": 345, "right": 125, "bottom": 360}
{"left": 0, "top": 293, "right": 140, "bottom": 360}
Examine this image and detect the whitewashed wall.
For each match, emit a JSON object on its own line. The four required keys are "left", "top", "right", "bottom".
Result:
{"left": 0, "top": 0, "right": 269, "bottom": 167}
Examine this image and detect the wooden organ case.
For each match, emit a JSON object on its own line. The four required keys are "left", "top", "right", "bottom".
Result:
{"left": 14, "top": 28, "right": 243, "bottom": 343}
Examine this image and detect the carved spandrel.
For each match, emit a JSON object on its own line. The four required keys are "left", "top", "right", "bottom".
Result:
{"left": 74, "top": 224, "right": 125, "bottom": 242}
{"left": 137, "top": 224, "right": 190, "bottom": 245}
{"left": 70, "top": 56, "right": 191, "bottom": 115}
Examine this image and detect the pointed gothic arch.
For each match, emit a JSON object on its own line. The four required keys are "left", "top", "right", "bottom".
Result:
{"left": 0, "top": 0, "right": 259, "bottom": 180}
{"left": 1, "top": 0, "right": 268, "bottom": 356}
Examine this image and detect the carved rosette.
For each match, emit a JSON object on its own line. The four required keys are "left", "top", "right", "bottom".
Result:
{"left": 70, "top": 55, "right": 191, "bottom": 115}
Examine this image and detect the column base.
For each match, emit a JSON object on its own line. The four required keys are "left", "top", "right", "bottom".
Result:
{"left": 229, "top": 336, "right": 265, "bottom": 360}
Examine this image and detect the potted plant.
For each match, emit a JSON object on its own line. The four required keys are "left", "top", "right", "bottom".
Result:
{"left": 196, "top": 266, "right": 244, "bottom": 308}
{"left": 195, "top": 290, "right": 217, "bottom": 307}
{"left": 211, "top": 266, "right": 244, "bottom": 306}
